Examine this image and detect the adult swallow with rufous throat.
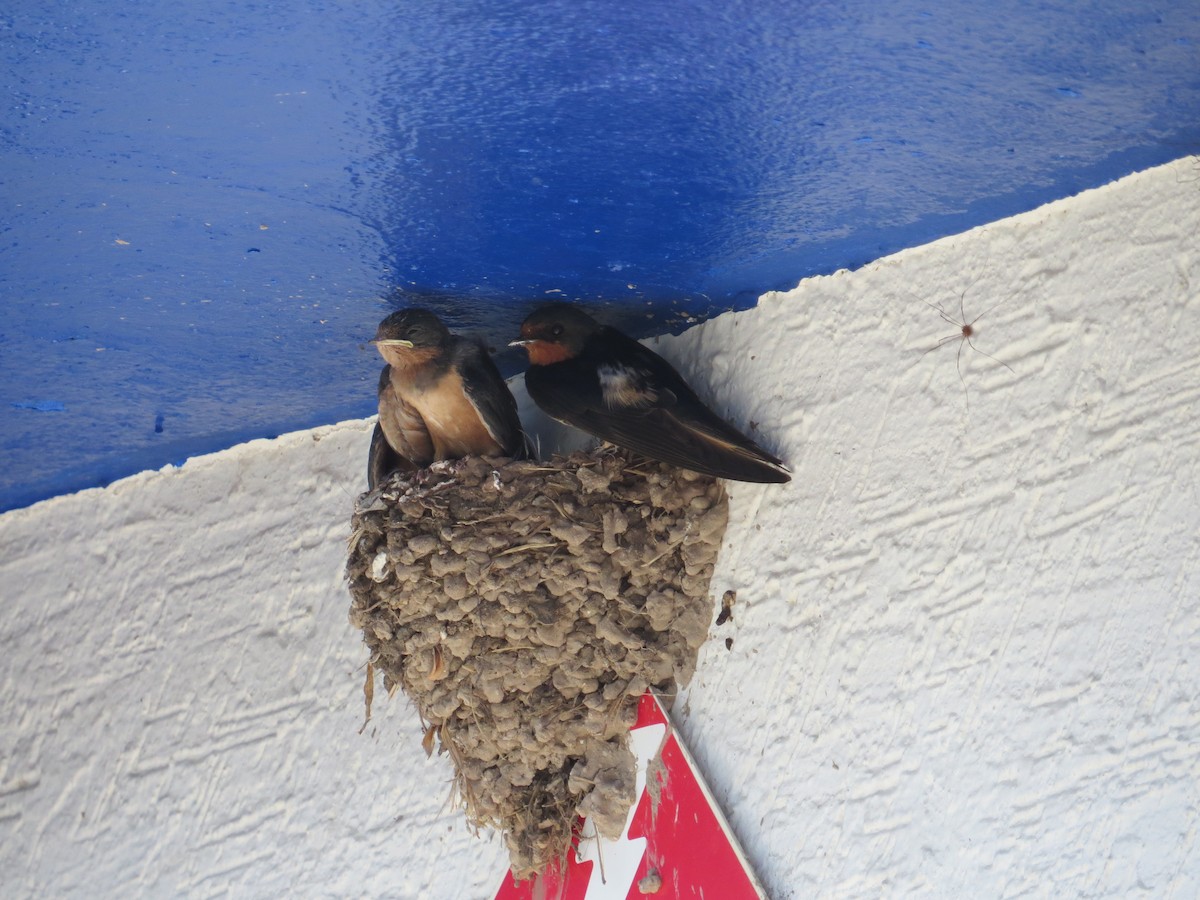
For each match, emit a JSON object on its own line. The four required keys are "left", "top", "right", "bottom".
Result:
{"left": 512, "top": 303, "right": 790, "bottom": 484}
{"left": 367, "top": 308, "right": 529, "bottom": 488}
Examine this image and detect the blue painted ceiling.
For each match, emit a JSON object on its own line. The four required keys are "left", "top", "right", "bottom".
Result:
{"left": 2, "top": 0, "right": 1198, "bottom": 512}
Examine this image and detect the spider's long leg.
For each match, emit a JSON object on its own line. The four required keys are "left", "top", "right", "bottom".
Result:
{"left": 967, "top": 298, "right": 1009, "bottom": 327}
{"left": 917, "top": 298, "right": 961, "bottom": 329}
{"left": 965, "top": 336, "right": 1015, "bottom": 373}
{"left": 956, "top": 338, "right": 970, "bottom": 413}
{"left": 918, "top": 332, "right": 962, "bottom": 360}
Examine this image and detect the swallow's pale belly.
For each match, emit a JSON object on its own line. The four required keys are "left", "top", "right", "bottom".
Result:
{"left": 389, "top": 368, "right": 502, "bottom": 461}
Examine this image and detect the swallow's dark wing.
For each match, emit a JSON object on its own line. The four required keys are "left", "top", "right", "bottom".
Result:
{"left": 367, "top": 421, "right": 402, "bottom": 489}
{"left": 527, "top": 335, "right": 789, "bottom": 483}
{"left": 368, "top": 367, "right": 399, "bottom": 488}
{"left": 454, "top": 339, "right": 531, "bottom": 458}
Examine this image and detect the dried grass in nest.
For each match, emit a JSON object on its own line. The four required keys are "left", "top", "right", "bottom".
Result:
{"left": 345, "top": 447, "right": 728, "bottom": 879}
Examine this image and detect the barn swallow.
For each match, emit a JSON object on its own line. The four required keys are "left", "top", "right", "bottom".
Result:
{"left": 367, "top": 308, "right": 529, "bottom": 488}
{"left": 512, "top": 304, "right": 790, "bottom": 483}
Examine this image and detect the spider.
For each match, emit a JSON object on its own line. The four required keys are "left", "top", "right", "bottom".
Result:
{"left": 918, "top": 287, "right": 1014, "bottom": 408}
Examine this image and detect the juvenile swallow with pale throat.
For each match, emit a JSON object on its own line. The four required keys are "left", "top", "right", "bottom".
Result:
{"left": 512, "top": 304, "right": 790, "bottom": 483}
{"left": 367, "top": 308, "right": 528, "bottom": 488}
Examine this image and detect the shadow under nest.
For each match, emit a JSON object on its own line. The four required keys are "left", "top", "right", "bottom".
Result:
{"left": 346, "top": 447, "right": 729, "bottom": 879}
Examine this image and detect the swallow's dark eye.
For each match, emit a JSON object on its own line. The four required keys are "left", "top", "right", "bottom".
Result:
{"left": 551, "top": 324, "right": 564, "bottom": 338}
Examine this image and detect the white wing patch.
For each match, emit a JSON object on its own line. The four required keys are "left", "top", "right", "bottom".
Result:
{"left": 598, "top": 363, "right": 657, "bottom": 409}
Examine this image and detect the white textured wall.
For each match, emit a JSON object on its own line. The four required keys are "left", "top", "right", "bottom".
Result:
{"left": 1, "top": 159, "right": 1197, "bottom": 899}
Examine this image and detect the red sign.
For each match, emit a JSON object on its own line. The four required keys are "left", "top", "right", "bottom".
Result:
{"left": 495, "top": 694, "right": 765, "bottom": 899}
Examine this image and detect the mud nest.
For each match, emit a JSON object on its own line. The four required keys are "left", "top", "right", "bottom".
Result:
{"left": 345, "top": 448, "right": 728, "bottom": 878}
